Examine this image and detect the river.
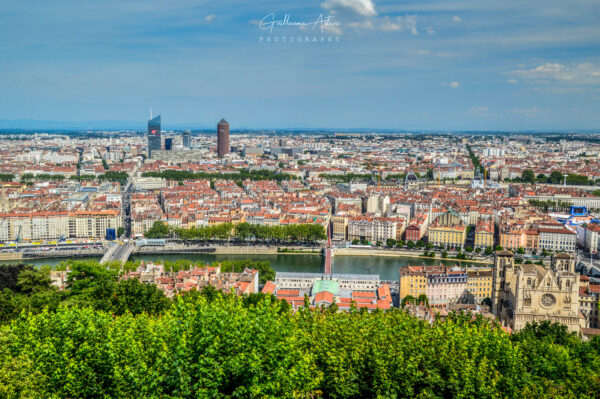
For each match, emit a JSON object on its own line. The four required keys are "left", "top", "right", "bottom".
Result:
{"left": 17, "top": 253, "right": 483, "bottom": 281}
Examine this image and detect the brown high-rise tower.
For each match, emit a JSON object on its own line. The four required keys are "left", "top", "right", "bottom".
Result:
{"left": 217, "top": 118, "right": 229, "bottom": 157}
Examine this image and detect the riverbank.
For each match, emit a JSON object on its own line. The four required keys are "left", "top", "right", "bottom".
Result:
{"left": 334, "top": 247, "right": 494, "bottom": 265}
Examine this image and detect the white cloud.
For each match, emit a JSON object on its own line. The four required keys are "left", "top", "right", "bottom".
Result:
{"left": 507, "top": 78, "right": 518, "bottom": 84}
{"left": 417, "top": 49, "right": 430, "bottom": 55}
{"left": 205, "top": 14, "right": 215, "bottom": 22}
{"left": 347, "top": 19, "right": 375, "bottom": 30}
{"left": 321, "top": 0, "right": 377, "bottom": 16}
{"left": 380, "top": 15, "right": 418, "bottom": 35}
{"left": 425, "top": 27, "right": 435, "bottom": 35}
{"left": 452, "top": 16, "right": 462, "bottom": 23}
{"left": 445, "top": 81, "right": 460, "bottom": 89}
{"left": 511, "top": 62, "right": 600, "bottom": 85}
{"left": 322, "top": 23, "right": 343, "bottom": 35}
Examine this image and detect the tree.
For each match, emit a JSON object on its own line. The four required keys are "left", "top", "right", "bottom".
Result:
{"left": 401, "top": 295, "right": 416, "bottom": 307}
{"left": 407, "top": 241, "right": 415, "bottom": 249}
{"left": 549, "top": 170, "right": 564, "bottom": 184}
{"left": 495, "top": 245, "right": 503, "bottom": 251}
{"left": 117, "top": 227, "right": 125, "bottom": 237}
{"left": 484, "top": 246, "right": 493, "bottom": 255}
{"left": 417, "top": 294, "right": 429, "bottom": 307}
{"left": 517, "top": 247, "right": 525, "bottom": 255}
{"left": 481, "top": 297, "right": 492, "bottom": 308}
{"left": 64, "top": 261, "right": 119, "bottom": 312}
{"left": 522, "top": 169, "right": 535, "bottom": 184}
{"left": 442, "top": 250, "right": 448, "bottom": 258}
{"left": 111, "top": 278, "right": 170, "bottom": 316}
{"left": 145, "top": 221, "right": 170, "bottom": 238}
{"left": 386, "top": 238, "right": 397, "bottom": 248}
{"left": 475, "top": 247, "right": 482, "bottom": 253}
{"left": 352, "top": 239, "right": 359, "bottom": 245}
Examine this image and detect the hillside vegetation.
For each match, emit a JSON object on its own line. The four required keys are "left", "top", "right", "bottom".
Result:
{"left": 1, "top": 263, "right": 600, "bottom": 398}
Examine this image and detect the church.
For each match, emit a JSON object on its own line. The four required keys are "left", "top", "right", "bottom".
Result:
{"left": 492, "top": 250, "right": 582, "bottom": 333}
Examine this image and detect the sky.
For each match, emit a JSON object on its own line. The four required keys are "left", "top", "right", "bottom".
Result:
{"left": 0, "top": 0, "right": 599, "bottom": 131}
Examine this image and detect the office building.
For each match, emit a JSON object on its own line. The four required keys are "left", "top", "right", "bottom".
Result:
{"left": 147, "top": 114, "right": 161, "bottom": 158}
{"left": 183, "top": 130, "right": 192, "bottom": 148}
{"left": 217, "top": 118, "right": 229, "bottom": 157}
{"left": 164, "top": 138, "right": 173, "bottom": 151}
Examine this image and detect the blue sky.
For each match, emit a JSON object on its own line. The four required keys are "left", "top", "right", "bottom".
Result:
{"left": 0, "top": 0, "right": 599, "bottom": 131}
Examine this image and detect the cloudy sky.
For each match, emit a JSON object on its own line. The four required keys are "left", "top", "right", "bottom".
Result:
{"left": 0, "top": 0, "right": 599, "bottom": 131}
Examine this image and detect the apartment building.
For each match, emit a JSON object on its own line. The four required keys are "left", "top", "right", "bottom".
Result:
{"left": 399, "top": 265, "right": 469, "bottom": 307}
{"left": 537, "top": 221, "right": 576, "bottom": 252}
{"left": 0, "top": 211, "right": 69, "bottom": 241}
{"left": 466, "top": 268, "right": 493, "bottom": 303}
{"left": 405, "top": 212, "right": 428, "bottom": 242}
{"left": 474, "top": 218, "right": 494, "bottom": 248}
{"left": 427, "top": 211, "right": 466, "bottom": 249}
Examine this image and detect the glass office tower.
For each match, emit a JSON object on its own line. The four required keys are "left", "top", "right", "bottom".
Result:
{"left": 147, "top": 114, "right": 161, "bottom": 158}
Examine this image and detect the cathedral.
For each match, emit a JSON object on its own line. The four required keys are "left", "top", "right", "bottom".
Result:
{"left": 492, "top": 250, "right": 582, "bottom": 333}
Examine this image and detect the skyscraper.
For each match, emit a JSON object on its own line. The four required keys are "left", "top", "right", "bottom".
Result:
{"left": 183, "top": 130, "right": 191, "bottom": 148}
{"left": 217, "top": 118, "right": 229, "bottom": 157}
{"left": 164, "top": 138, "right": 173, "bottom": 151}
{"left": 147, "top": 114, "right": 161, "bottom": 158}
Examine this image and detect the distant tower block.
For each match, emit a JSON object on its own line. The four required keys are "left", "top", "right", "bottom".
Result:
{"left": 147, "top": 114, "right": 161, "bottom": 158}
{"left": 183, "top": 130, "right": 192, "bottom": 148}
{"left": 217, "top": 118, "right": 230, "bottom": 157}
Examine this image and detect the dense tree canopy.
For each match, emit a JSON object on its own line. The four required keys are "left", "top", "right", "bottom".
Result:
{"left": 145, "top": 221, "right": 327, "bottom": 243}
{"left": 1, "top": 295, "right": 599, "bottom": 398}
{"left": 1, "top": 263, "right": 600, "bottom": 398}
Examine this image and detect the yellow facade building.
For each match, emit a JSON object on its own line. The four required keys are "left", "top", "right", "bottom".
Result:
{"left": 466, "top": 268, "right": 493, "bottom": 303}
{"left": 474, "top": 219, "right": 494, "bottom": 248}
{"left": 427, "top": 211, "right": 466, "bottom": 249}
{"left": 399, "top": 267, "right": 428, "bottom": 299}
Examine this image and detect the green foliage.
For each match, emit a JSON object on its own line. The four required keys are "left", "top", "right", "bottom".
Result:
{"left": 549, "top": 170, "right": 564, "bottom": 184}
{"left": 522, "top": 169, "right": 536, "bottom": 184}
{"left": 466, "top": 144, "right": 484, "bottom": 175}
{"left": 144, "top": 220, "right": 171, "bottom": 238}
{"left": 172, "top": 221, "right": 326, "bottom": 243}
{"left": 319, "top": 173, "right": 373, "bottom": 182}
{"left": 0, "top": 173, "right": 14, "bottom": 182}
{"left": 70, "top": 174, "right": 96, "bottom": 181}
{"left": 216, "top": 259, "right": 275, "bottom": 285}
{"left": 20, "top": 173, "right": 65, "bottom": 181}
{"left": 1, "top": 293, "right": 600, "bottom": 397}
{"left": 98, "top": 171, "right": 128, "bottom": 185}
{"left": 142, "top": 169, "right": 296, "bottom": 184}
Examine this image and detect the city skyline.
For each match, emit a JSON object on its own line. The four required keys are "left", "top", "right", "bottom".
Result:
{"left": 1, "top": 0, "right": 599, "bottom": 131}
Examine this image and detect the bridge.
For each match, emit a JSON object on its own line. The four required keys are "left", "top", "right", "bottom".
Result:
{"left": 100, "top": 242, "right": 134, "bottom": 265}
{"left": 324, "top": 223, "right": 333, "bottom": 274}
{"left": 324, "top": 247, "right": 333, "bottom": 274}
